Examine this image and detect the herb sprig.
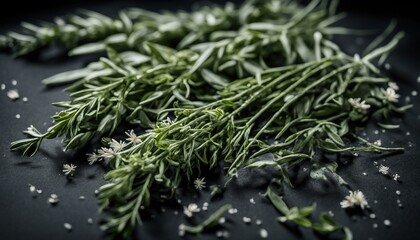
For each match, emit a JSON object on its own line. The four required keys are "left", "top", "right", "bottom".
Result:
{"left": 3, "top": 0, "right": 409, "bottom": 238}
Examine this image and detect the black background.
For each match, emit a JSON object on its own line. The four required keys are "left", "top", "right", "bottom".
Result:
{"left": 1, "top": 1, "right": 420, "bottom": 240}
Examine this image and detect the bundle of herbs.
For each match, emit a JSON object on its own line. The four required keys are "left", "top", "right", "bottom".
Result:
{"left": 2, "top": 0, "right": 409, "bottom": 238}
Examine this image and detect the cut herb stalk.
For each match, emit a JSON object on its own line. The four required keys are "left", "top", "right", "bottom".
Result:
{"left": 10, "top": 0, "right": 346, "bottom": 156}
{"left": 95, "top": 37, "right": 403, "bottom": 236}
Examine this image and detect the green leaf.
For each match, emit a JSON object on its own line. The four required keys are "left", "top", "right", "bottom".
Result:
{"left": 69, "top": 42, "right": 106, "bottom": 56}
{"left": 201, "top": 69, "right": 228, "bottom": 90}
{"left": 189, "top": 46, "right": 214, "bottom": 74}
{"left": 42, "top": 68, "right": 92, "bottom": 86}
{"left": 266, "top": 187, "right": 289, "bottom": 215}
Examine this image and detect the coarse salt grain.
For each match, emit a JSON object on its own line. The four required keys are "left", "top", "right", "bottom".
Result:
{"left": 7, "top": 89, "right": 19, "bottom": 100}
{"left": 1, "top": 84, "right": 5, "bottom": 90}
{"left": 64, "top": 223, "right": 72, "bottom": 231}
{"left": 22, "top": 97, "right": 28, "bottom": 102}
{"left": 16, "top": 114, "right": 21, "bottom": 119}
{"left": 412, "top": 90, "right": 418, "bottom": 96}
{"left": 260, "top": 229, "right": 268, "bottom": 238}
{"left": 243, "top": 216, "right": 251, "bottom": 223}
{"left": 384, "top": 219, "right": 391, "bottom": 227}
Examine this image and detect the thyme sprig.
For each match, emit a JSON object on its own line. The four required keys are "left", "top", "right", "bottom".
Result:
{"left": 93, "top": 37, "right": 403, "bottom": 236}
{"left": 4, "top": 0, "right": 409, "bottom": 238}
{"left": 0, "top": 0, "right": 342, "bottom": 57}
{"left": 10, "top": 0, "right": 346, "bottom": 156}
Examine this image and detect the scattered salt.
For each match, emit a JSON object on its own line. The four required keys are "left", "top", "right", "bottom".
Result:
{"left": 250, "top": 198, "right": 256, "bottom": 204}
{"left": 48, "top": 194, "right": 59, "bottom": 205}
{"left": 243, "top": 216, "right": 251, "bottom": 223}
{"left": 228, "top": 208, "right": 238, "bottom": 214}
{"left": 412, "top": 90, "right": 418, "bottom": 96}
{"left": 260, "top": 229, "right": 268, "bottom": 238}
{"left": 1, "top": 84, "right": 5, "bottom": 90}
{"left": 384, "top": 219, "right": 391, "bottom": 227}
{"left": 15, "top": 114, "right": 21, "bottom": 119}
{"left": 87, "top": 218, "right": 93, "bottom": 224}
{"left": 11, "top": 80, "right": 17, "bottom": 86}
{"left": 64, "top": 223, "right": 72, "bottom": 231}
{"left": 22, "top": 97, "right": 28, "bottom": 102}
{"left": 7, "top": 89, "right": 19, "bottom": 100}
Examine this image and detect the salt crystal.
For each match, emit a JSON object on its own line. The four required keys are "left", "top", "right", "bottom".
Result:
{"left": 11, "top": 80, "right": 17, "bottom": 86}
{"left": 260, "top": 229, "right": 268, "bottom": 238}
{"left": 16, "top": 114, "right": 21, "bottom": 119}
{"left": 79, "top": 196, "right": 85, "bottom": 200}
{"left": 373, "top": 223, "right": 378, "bottom": 229}
{"left": 412, "top": 90, "right": 418, "bottom": 96}
{"left": 385, "top": 63, "right": 391, "bottom": 70}
{"left": 1, "top": 84, "right": 5, "bottom": 90}
{"left": 418, "top": 76, "right": 420, "bottom": 83}
{"left": 228, "top": 208, "right": 238, "bottom": 214}
{"left": 48, "top": 194, "right": 59, "bottom": 205}
{"left": 22, "top": 97, "right": 28, "bottom": 102}
{"left": 87, "top": 218, "right": 93, "bottom": 224}
{"left": 256, "top": 219, "right": 262, "bottom": 225}
{"left": 363, "top": 172, "right": 367, "bottom": 176}
{"left": 7, "top": 89, "right": 19, "bottom": 100}
{"left": 369, "top": 213, "right": 376, "bottom": 219}
{"left": 29, "top": 185, "right": 36, "bottom": 193}
{"left": 396, "top": 190, "right": 401, "bottom": 195}
{"left": 64, "top": 223, "right": 72, "bottom": 231}
{"left": 384, "top": 219, "right": 391, "bottom": 227}
{"left": 243, "top": 216, "right": 251, "bottom": 223}
{"left": 218, "top": 217, "right": 226, "bottom": 224}
{"left": 250, "top": 198, "right": 256, "bottom": 204}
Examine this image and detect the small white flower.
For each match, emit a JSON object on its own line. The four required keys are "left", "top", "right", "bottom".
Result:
{"left": 97, "top": 147, "right": 115, "bottom": 160}
{"left": 161, "top": 117, "right": 175, "bottom": 127}
{"left": 379, "top": 164, "right": 389, "bottom": 175}
{"left": 388, "top": 81, "right": 399, "bottom": 90}
{"left": 62, "top": 164, "right": 77, "bottom": 176}
{"left": 385, "top": 87, "right": 400, "bottom": 102}
{"left": 193, "top": 177, "right": 206, "bottom": 190}
{"left": 125, "top": 130, "right": 141, "bottom": 144}
{"left": 393, "top": 173, "right": 400, "bottom": 181}
{"left": 87, "top": 152, "right": 100, "bottom": 165}
{"left": 340, "top": 190, "right": 368, "bottom": 209}
{"left": 109, "top": 139, "right": 128, "bottom": 152}
{"left": 183, "top": 203, "right": 200, "bottom": 218}
{"left": 348, "top": 98, "right": 371, "bottom": 110}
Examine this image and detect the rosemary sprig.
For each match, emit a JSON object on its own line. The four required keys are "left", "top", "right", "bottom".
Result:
{"left": 9, "top": 0, "right": 345, "bottom": 155}
{"left": 4, "top": 0, "right": 409, "bottom": 238}
{"left": 1, "top": 0, "right": 342, "bottom": 57}
{"left": 92, "top": 37, "right": 403, "bottom": 236}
